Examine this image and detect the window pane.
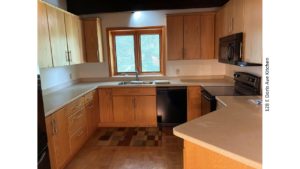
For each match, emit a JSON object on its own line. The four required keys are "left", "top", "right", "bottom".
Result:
{"left": 140, "top": 34, "right": 160, "bottom": 72}
{"left": 115, "top": 35, "right": 136, "bottom": 72}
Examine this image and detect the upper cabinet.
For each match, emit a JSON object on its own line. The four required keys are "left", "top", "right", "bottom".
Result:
{"left": 215, "top": 0, "right": 262, "bottom": 63}
{"left": 46, "top": 5, "right": 69, "bottom": 67}
{"left": 82, "top": 18, "right": 104, "bottom": 63}
{"left": 167, "top": 12, "right": 215, "bottom": 60}
{"left": 38, "top": 1, "right": 85, "bottom": 68}
{"left": 38, "top": 2, "right": 53, "bottom": 68}
{"left": 64, "top": 14, "right": 85, "bottom": 64}
{"left": 243, "top": 0, "right": 262, "bottom": 63}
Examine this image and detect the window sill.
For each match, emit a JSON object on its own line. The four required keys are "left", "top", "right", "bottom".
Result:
{"left": 111, "top": 74, "right": 164, "bottom": 78}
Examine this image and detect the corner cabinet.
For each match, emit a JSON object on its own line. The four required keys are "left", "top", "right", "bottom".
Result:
{"left": 82, "top": 18, "right": 104, "bottom": 63}
{"left": 38, "top": 1, "right": 85, "bottom": 68}
{"left": 45, "top": 90, "right": 99, "bottom": 169}
{"left": 98, "top": 87, "right": 157, "bottom": 127}
{"left": 167, "top": 12, "right": 215, "bottom": 60}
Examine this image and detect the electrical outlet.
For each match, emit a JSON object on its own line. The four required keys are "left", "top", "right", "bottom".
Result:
{"left": 176, "top": 68, "right": 180, "bottom": 75}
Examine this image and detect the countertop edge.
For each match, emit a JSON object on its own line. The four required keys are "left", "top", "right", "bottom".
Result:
{"left": 173, "top": 129, "right": 262, "bottom": 169}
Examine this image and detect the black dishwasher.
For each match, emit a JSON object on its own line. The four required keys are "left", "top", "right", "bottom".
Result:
{"left": 156, "top": 87, "right": 187, "bottom": 127}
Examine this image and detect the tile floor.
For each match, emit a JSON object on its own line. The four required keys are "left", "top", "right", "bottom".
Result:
{"left": 65, "top": 127, "right": 183, "bottom": 169}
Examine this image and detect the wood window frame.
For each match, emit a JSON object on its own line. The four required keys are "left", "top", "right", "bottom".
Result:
{"left": 107, "top": 26, "right": 165, "bottom": 76}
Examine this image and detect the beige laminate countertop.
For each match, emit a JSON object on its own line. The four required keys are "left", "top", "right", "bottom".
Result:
{"left": 173, "top": 96, "right": 262, "bottom": 169}
{"left": 43, "top": 78, "right": 234, "bottom": 117}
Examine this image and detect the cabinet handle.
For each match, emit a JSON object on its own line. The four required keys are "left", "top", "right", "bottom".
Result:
{"left": 51, "top": 119, "right": 57, "bottom": 135}
{"left": 65, "top": 51, "right": 69, "bottom": 62}
{"left": 239, "top": 42, "right": 243, "bottom": 59}
{"left": 69, "top": 51, "right": 72, "bottom": 62}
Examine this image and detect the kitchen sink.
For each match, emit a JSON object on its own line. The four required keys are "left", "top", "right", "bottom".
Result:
{"left": 118, "top": 80, "right": 153, "bottom": 85}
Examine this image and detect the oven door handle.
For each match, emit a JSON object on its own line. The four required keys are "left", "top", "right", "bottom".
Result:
{"left": 202, "top": 93, "right": 213, "bottom": 101}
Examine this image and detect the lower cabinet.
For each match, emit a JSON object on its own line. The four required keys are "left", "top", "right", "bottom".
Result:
{"left": 45, "top": 108, "right": 70, "bottom": 169}
{"left": 98, "top": 87, "right": 157, "bottom": 127}
{"left": 184, "top": 140, "right": 255, "bottom": 169}
{"left": 187, "top": 86, "right": 202, "bottom": 121}
{"left": 46, "top": 89, "right": 99, "bottom": 169}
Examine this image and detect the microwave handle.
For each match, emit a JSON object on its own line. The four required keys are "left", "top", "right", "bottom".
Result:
{"left": 227, "top": 45, "right": 233, "bottom": 61}
{"left": 239, "top": 42, "right": 243, "bottom": 59}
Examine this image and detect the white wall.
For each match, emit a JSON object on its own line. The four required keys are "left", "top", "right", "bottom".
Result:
{"left": 39, "top": 65, "right": 78, "bottom": 90}
{"left": 78, "top": 8, "right": 227, "bottom": 78}
{"left": 42, "top": 0, "right": 67, "bottom": 10}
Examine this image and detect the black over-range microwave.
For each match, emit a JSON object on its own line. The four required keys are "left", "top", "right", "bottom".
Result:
{"left": 218, "top": 32, "right": 262, "bottom": 66}
{"left": 219, "top": 32, "right": 243, "bottom": 65}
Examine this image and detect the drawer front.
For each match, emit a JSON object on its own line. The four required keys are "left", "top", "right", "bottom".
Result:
{"left": 66, "top": 97, "right": 85, "bottom": 117}
{"left": 112, "top": 87, "right": 156, "bottom": 96}
{"left": 68, "top": 109, "right": 86, "bottom": 135}
{"left": 69, "top": 127, "right": 87, "bottom": 154}
{"left": 84, "top": 90, "right": 95, "bottom": 105}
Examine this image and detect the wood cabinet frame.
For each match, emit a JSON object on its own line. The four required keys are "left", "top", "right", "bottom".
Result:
{"left": 107, "top": 26, "right": 166, "bottom": 76}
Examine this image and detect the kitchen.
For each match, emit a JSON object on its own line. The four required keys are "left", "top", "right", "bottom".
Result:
{"left": 36, "top": 0, "right": 263, "bottom": 168}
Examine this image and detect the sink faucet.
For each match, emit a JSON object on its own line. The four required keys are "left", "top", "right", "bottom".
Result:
{"left": 134, "top": 71, "right": 139, "bottom": 81}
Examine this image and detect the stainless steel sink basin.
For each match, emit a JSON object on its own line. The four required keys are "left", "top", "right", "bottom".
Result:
{"left": 118, "top": 81, "right": 153, "bottom": 85}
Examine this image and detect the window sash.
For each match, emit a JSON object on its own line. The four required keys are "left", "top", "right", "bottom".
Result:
{"left": 110, "top": 28, "right": 163, "bottom": 75}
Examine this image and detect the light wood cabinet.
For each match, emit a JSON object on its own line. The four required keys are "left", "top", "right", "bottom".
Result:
{"left": 113, "top": 96, "right": 135, "bottom": 123}
{"left": 82, "top": 18, "right": 104, "bottom": 62}
{"left": 135, "top": 96, "right": 157, "bottom": 126}
{"left": 243, "top": 0, "right": 262, "bottom": 63}
{"left": 187, "top": 86, "right": 202, "bottom": 121}
{"left": 38, "top": 1, "right": 53, "bottom": 68}
{"left": 184, "top": 140, "right": 255, "bottom": 169}
{"left": 85, "top": 90, "right": 99, "bottom": 136}
{"left": 46, "top": 91, "right": 99, "bottom": 169}
{"left": 99, "top": 88, "right": 114, "bottom": 123}
{"left": 166, "top": 15, "right": 184, "bottom": 60}
{"left": 38, "top": 1, "right": 85, "bottom": 68}
{"left": 183, "top": 15, "right": 201, "bottom": 60}
{"left": 64, "top": 14, "right": 85, "bottom": 65}
{"left": 167, "top": 12, "right": 215, "bottom": 60}
{"left": 98, "top": 87, "right": 157, "bottom": 127}
{"left": 46, "top": 5, "right": 69, "bottom": 67}
{"left": 45, "top": 108, "right": 70, "bottom": 169}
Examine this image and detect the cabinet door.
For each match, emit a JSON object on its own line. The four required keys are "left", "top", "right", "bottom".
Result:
{"left": 134, "top": 96, "right": 157, "bottom": 126}
{"left": 38, "top": 2, "right": 53, "bottom": 68}
{"left": 215, "top": 9, "right": 224, "bottom": 58}
{"left": 200, "top": 13, "right": 215, "bottom": 59}
{"left": 187, "top": 86, "right": 202, "bottom": 121}
{"left": 183, "top": 15, "right": 201, "bottom": 59}
{"left": 45, "top": 108, "right": 70, "bottom": 169}
{"left": 64, "top": 14, "right": 85, "bottom": 65}
{"left": 46, "top": 5, "right": 69, "bottom": 67}
{"left": 167, "top": 15, "right": 184, "bottom": 60}
{"left": 99, "top": 88, "right": 114, "bottom": 123}
{"left": 86, "top": 102, "right": 95, "bottom": 136}
{"left": 244, "top": 0, "right": 262, "bottom": 63}
{"left": 232, "top": 0, "right": 245, "bottom": 34}
{"left": 112, "top": 96, "right": 135, "bottom": 123}
{"left": 82, "top": 18, "right": 104, "bottom": 62}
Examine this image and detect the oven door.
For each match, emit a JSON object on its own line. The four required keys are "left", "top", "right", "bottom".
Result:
{"left": 201, "top": 90, "right": 216, "bottom": 115}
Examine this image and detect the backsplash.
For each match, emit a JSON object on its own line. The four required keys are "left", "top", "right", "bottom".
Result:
{"left": 39, "top": 66, "right": 78, "bottom": 91}
{"left": 225, "top": 64, "right": 262, "bottom": 77}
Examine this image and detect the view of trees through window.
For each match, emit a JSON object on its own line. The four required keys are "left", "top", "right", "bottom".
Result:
{"left": 111, "top": 28, "right": 162, "bottom": 75}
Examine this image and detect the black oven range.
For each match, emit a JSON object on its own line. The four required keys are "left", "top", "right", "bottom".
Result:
{"left": 201, "top": 72, "right": 261, "bottom": 115}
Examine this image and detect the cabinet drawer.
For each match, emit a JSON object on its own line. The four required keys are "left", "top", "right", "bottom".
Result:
{"left": 66, "top": 97, "right": 85, "bottom": 116}
{"left": 69, "top": 127, "right": 87, "bottom": 154}
{"left": 84, "top": 90, "right": 95, "bottom": 105}
{"left": 68, "top": 109, "right": 86, "bottom": 135}
{"left": 112, "top": 87, "right": 156, "bottom": 96}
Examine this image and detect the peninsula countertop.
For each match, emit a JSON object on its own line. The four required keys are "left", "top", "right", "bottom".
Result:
{"left": 43, "top": 78, "right": 234, "bottom": 117}
{"left": 173, "top": 96, "right": 262, "bottom": 169}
